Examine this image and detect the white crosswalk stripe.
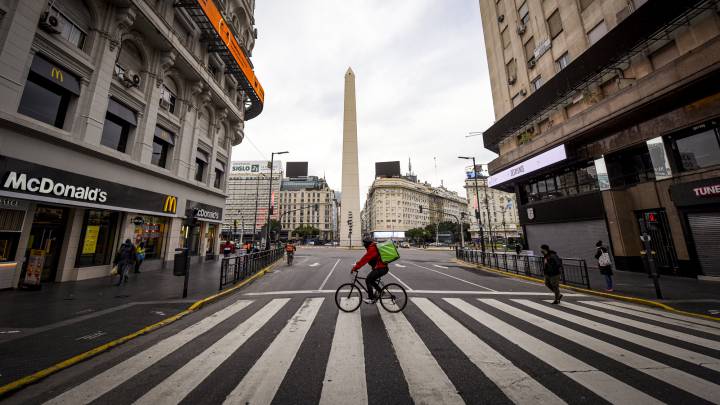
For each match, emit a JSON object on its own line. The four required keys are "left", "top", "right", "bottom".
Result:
{"left": 319, "top": 298, "right": 367, "bottom": 405}
{"left": 446, "top": 298, "right": 664, "bottom": 405}
{"left": 223, "top": 297, "right": 324, "bottom": 405}
{"left": 134, "top": 299, "right": 289, "bottom": 405}
{"left": 482, "top": 299, "right": 720, "bottom": 404}
{"left": 412, "top": 298, "right": 566, "bottom": 405}
{"left": 44, "top": 299, "right": 255, "bottom": 405}
{"left": 604, "top": 301, "right": 720, "bottom": 329}
{"left": 39, "top": 297, "right": 720, "bottom": 405}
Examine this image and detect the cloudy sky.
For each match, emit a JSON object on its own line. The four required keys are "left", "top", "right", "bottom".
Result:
{"left": 231, "top": 0, "right": 498, "bottom": 203}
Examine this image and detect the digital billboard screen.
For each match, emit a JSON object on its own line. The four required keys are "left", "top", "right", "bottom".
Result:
{"left": 375, "top": 161, "right": 401, "bottom": 178}
{"left": 286, "top": 162, "right": 308, "bottom": 178}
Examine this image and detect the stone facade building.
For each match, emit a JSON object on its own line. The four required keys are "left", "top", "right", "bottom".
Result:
{"left": 278, "top": 176, "right": 336, "bottom": 241}
{"left": 0, "top": 0, "right": 262, "bottom": 288}
{"left": 478, "top": 0, "right": 720, "bottom": 274}
{"left": 464, "top": 177, "right": 521, "bottom": 243}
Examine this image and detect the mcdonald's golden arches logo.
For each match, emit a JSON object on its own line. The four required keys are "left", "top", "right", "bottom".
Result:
{"left": 163, "top": 195, "right": 177, "bottom": 213}
{"left": 51, "top": 67, "right": 64, "bottom": 82}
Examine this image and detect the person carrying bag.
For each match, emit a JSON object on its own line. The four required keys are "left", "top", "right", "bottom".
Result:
{"left": 595, "top": 240, "right": 613, "bottom": 291}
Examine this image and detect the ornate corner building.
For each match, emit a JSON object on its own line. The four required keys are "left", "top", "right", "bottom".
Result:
{"left": 479, "top": 0, "right": 720, "bottom": 276}
{"left": 0, "top": 0, "right": 262, "bottom": 288}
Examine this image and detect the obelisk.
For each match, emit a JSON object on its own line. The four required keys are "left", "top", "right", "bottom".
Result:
{"left": 340, "top": 67, "right": 361, "bottom": 248}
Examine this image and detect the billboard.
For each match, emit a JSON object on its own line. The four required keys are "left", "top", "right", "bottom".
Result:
{"left": 375, "top": 161, "right": 401, "bottom": 178}
{"left": 465, "top": 164, "right": 488, "bottom": 179}
{"left": 488, "top": 144, "right": 566, "bottom": 187}
{"left": 286, "top": 162, "right": 308, "bottom": 178}
{"left": 230, "top": 161, "right": 281, "bottom": 174}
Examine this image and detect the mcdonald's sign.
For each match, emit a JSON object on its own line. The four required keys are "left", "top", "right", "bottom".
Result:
{"left": 51, "top": 67, "right": 64, "bottom": 82}
{"left": 163, "top": 195, "right": 177, "bottom": 214}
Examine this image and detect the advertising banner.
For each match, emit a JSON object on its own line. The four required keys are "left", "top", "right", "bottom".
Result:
{"left": 82, "top": 225, "right": 100, "bottom": 254}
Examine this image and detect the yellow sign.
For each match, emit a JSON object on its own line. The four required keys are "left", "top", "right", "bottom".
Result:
{"left": 82, "top": 225, "right": 100, "bottom": 254}
{"left": 51, "top": 67, "right": 64, "bottom": 82}
{"left": 163, "top": 195, "right": 177, "bottom": 213}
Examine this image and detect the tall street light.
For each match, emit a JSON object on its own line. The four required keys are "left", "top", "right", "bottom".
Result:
{"left": 266, "top": 151, "right": 288, "bottom": 249}
{"left": 458, "top": 156, "right": 486, "bottom": 253}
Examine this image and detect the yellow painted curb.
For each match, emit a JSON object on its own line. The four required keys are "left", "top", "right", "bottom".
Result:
{"left": 0, "top": 260, "right": 280, "bottom": 398}
{"left": 454, "top": 259, "right": 720, "bottom": 323}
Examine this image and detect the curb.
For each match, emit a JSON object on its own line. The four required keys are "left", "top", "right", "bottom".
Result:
{"left": 0, "top": 260, "right": 281, "bottom": 398}
{"left": 454, "top": 259, "right": 720, "bottom": 323}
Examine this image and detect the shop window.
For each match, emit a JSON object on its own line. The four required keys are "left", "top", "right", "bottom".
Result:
{"left": 152, "top": 126, "right": 175, "bottom": 168}
{"left": 547, "top": 9, "right": 562, "bottom": 39}
{"left": 18, "top": 55, "right": 80, "bottom": 128}
{"left": 101, "top": 99, "right": 136, "bottom": 153}
{"left": 0, "top": 209, "right": 25, "bottom": 262}
{"left": 521, "top": 162, "right": 596, "bottom": 203}
{"left": 671, "top": 127, "right": 720, "bottom": 171}
{"left": 134, "top": 216, "right": 168, "bottom": 260}
{"left": 195, "top": 149, "right": 209, "bottom": 181}
{"left": 605, "top": 144, "right": 656, "bottom": 187}
{"left": 76, "top": 210, "right": 119, "bottom": 267}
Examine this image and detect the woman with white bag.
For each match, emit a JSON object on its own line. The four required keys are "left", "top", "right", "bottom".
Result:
{"left": 595, "top": 240, "right": 613, "bottom": 291}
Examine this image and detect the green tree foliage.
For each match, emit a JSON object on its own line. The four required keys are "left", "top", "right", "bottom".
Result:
{"left": 293, "top": 225, "right": 320, "bottom": 239}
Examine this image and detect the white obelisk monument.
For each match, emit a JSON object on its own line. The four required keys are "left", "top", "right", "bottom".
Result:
{"left": 340, "top": 67, "right": 361, "bottom": 248}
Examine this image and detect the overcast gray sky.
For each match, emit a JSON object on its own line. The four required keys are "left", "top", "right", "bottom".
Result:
{"left": 232, "top": 0, "right": 498, "bottom": 203}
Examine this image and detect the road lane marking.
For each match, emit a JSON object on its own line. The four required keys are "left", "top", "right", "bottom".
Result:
{"left": 561, "top": 301, "right": 720, "bottom": 350}
{"left": 242, "top": 290, "right": 586, "bottom": 296}
{"left": 445, "top": 298, "right": 663, "bottom": 405}
{"left": 413, "top": 298, "right": 565, "bottom": 405}
{"left": 483, "top": 299, "right": 720, "bottom": 404}
{"left": 582, "top": 301, "right": 720, "bottom": 336}
{"left": 412, "top": 263, "right": 497, "bottom": 292}
{"left": 388, "top": 271, "right": 413, "bottom": 291}
{"left": 319, "top": 298, "right": 366, "bottom": 405}
{"left": 604, "top": 301, "right": 720, "bottom": 329}
{"left": 223, "top": 298, "right": 324, "bottom": 405}
{"left": 318, "top": 259, "right": 342, "bottom": 290}
{"left": 379, "top": 304, "right": 464, "bottom": 405}
{"left": 44, "top": 300, "right": 255, "bottom": 405}
{"left": 432, "top": 264, "right": 449, "bottom": 269}
{"left": 134, "top": 299, "right": 289, "bottom": 405}
{"left": 309, "top": 262, "right": 320, "bottom": 267}
{"left": 394, "top": 263, "right": 406, "bottom": 268}
{"left": 514, "top": 300, "right": 720, "bottom": 372}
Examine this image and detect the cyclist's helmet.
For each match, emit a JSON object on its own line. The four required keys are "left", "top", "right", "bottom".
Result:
{"left": 362, "top": 235, "right": 374, "bottom": 249}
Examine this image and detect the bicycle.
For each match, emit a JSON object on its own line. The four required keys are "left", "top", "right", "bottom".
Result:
{"left": 286, "top": 252, "right": 294, "bottom": 266}
{"left": 335, "top": 270, "right": 407, "bottom": 313}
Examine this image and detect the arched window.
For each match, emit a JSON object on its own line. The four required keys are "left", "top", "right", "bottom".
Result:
{"left": 117, "top": 41, "right": 144, "bottom": 73}
{"left": 48, "top": 0, "right": 92, "bottom": 50}
{"left": 197, "top": 107, "right": 211, "bottom": 140}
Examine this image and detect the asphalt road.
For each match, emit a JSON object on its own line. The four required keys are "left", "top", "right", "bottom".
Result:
{"left": 6, "top": 247, "right": 720, "bottom": 404}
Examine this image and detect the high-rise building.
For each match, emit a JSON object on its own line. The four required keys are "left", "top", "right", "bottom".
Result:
{"left": 277, "top": 175, "right": 336, "bottom": 241}
{"left": 478, "top": 0, "right": 720, "bottom": 275}
{"left": 0, "top": 0, "right": 262, "bottom": 288}
{"left": 223, "top": 161, "right": 282, "bottom": 242}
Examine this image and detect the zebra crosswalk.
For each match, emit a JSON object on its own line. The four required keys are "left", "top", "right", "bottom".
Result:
{"left": 40, "top": 296, "right": 720, "bottom": 405}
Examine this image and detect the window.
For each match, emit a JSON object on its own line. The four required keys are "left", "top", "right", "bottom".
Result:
{"left": 152, "top": 126, "right": 174, "bottom": 168}
{"left": 521, "top": 162, "right": 596, "bottom": 203}
{"left": 76, "top": 210, "right": 119, "bottom": 267}
{"left": 195, "top": 149, "right": 209, "bottom": 181}
{"left": 579, "top": 0, "right": 594, "bottom": 11}
{"left": 501, "top": 27, "right": 511, "bottom": 49}
{"left": 587, "top": 20, "right": 607, "bottom": 45}
{"left": 101, "top": 99, "right": 136, "bottom": 153}
{"left": 531, "top": 76, "right": 543, "bottom": 91}
{"left": 506, "top": 58, "right": 517, "bottom": 82}
{"left": 605, "top": 144, "right": 656, "bottom": 187}
{"left": 214, "top": 161, "right": 226, "bottom": 188}
{"left": 159, "top": 83, "right": 177, "bottom": 114}
{"left": 511, "top": 93, "right": 521, "bottom": 107}
{"left": 18, "top": 55, "right": 79, "bottom": 128}
{"left": 556, "top": 52, "right": 569, "bottom": 71}
{"left": 547, "top": 9, "right": 562, "bottom": 39}
{"left": 518, "top": 2, "right": 529, "bottom": 25}
{"left": 134, "top": 216, "right": 168, "bottom": 260}
{"left": 672, "top": 127, "right": 720, "bottom": 171}
{"left": 524, "top": 37, "right": 535, "bottom": 61}
{"left": 47, "top": 5, "right": 88, "bottom": 50}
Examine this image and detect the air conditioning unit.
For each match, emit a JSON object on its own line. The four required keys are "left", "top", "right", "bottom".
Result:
{"left": 508, "top": 76, "right": 517, "bottom": 85}
{"left": 516, "top": 24, "right": 527, "bottom": 36}
{"left": 38, "top": 11, "right": 62, "bottom": 34}
{"left": 520, "top": 89, "right": 527, "bottom": 96}
{"left": 497, "top": 14, "right": 505, "bottom": 23}
{"left": 527, "top": 58, "right": 536, "bottom": 68}
{"left": 119, "top": 70, "right": 141, "bottom": 88}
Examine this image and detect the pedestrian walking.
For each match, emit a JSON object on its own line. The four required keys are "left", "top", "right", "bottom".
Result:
{"left": 134, "top": 242, "right": 145, "bottom": 273}
{"left": 595, "top": 240, "right": 614, "bottom": 291}
{"left": 515, "top": 243, "right": 522, "bottom": 255}
{"left": 540, "top": 244, "right": 563, "bottom": 304}
{"left": 114, "top": 239, "right": 136, "bottom": 286}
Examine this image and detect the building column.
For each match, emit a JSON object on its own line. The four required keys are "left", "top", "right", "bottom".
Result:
{"left": 136, "top": 51, "right": 176, "bottom": 164}
{"left": 11, "top": 203, "right": 36, "bottom": 288}
{"left": 56, "top": 208, "right": 85, "bottom": 282}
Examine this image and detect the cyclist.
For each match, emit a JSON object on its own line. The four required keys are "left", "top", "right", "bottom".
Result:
{"left": 285, "top": 241, "right": 296, "bottom": 265}
{"left": 351, "top": 236, "right": 388, "bottom": 304}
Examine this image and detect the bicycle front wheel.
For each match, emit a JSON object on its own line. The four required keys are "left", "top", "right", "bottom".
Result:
{"left": 379, "top": 283, "right": 407, "bottom": 313}
{"left": 335, "top": 283, "right": 362, "bottom": 312}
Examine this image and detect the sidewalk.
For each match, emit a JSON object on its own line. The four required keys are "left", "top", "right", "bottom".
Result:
{"left": 0, "top": 257, "right": 244, "bottom": 387}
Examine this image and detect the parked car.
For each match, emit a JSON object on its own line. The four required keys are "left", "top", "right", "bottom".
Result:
{"left": 399, "top": 242, "right": 410, "bottom": 248}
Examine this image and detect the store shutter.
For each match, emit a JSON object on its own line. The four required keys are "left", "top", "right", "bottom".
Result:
{"left": 687, "top": 213, "right": 720, "bottom": 276}
{"left": 524, "top": 219, "right": 610, "bottom": 267}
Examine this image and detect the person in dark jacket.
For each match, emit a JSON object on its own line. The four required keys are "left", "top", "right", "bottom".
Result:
{"left": 352, "top": 236, "right": 388, "bottom": 304}
{"left": 114, "top": 239, "right": 136, "bottom": 286}
{"left": 540, "top": 244, "right": 563, "bottom": 304}
{"left": 595, "top": 240, "right": 614, "bottom": 291}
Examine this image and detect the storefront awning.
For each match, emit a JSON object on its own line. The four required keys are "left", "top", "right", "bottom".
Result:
{"left": 482, "top": 0, "right": 711, "bottom": 153}
{"left": 107, "top": 98, "right": 137, "bottom": 126}
{"left": 175, "top": 0, "right": 264, "bottom": 120}
{"left": 30, "top": 54, "right": 81, "bottom": 95}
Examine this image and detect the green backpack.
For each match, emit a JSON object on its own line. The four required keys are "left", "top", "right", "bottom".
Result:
{"left": 377, "top": 241, "right": 400, "bottom": 264}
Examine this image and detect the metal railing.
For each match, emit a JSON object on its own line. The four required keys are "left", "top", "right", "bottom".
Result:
{"left": 456, "top": 248, "right": 590, "bottom": 289}
{"left": 219, "top": 247, "right": 284, "bottom": 291}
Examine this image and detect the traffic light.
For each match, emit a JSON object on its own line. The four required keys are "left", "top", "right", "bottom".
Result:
{"left": 419, "top": 205, "right": 423, "bottom": 213}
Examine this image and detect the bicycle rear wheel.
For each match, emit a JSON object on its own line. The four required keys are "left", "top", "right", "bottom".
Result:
{"left": 379, "top": 283, "right": 407, "bottom": 312}
{"left": 335, "top": 283, "right": 362, "bottom": 312}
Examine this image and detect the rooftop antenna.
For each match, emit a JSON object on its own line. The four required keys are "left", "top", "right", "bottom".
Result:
{"left": 433, "top": 157, "right": 438, "bottom": 186}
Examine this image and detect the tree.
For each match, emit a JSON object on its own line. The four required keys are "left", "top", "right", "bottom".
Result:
{"left": 406, "top": 227, "right": 429, "bottom": 243}
{"left": 293, "top": 225, "right": 320, "bottom": 239}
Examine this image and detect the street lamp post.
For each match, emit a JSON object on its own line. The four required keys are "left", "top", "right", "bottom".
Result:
{"left": 459, "top": 156, "right": 486, "bottom": 254}
{"left": 266, "top": 151, "right": 288, "bottom": 249}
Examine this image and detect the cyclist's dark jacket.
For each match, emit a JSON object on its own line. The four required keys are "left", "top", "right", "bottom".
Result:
{"left": 352, "top": 243, "right": 387, "bottom": 271}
